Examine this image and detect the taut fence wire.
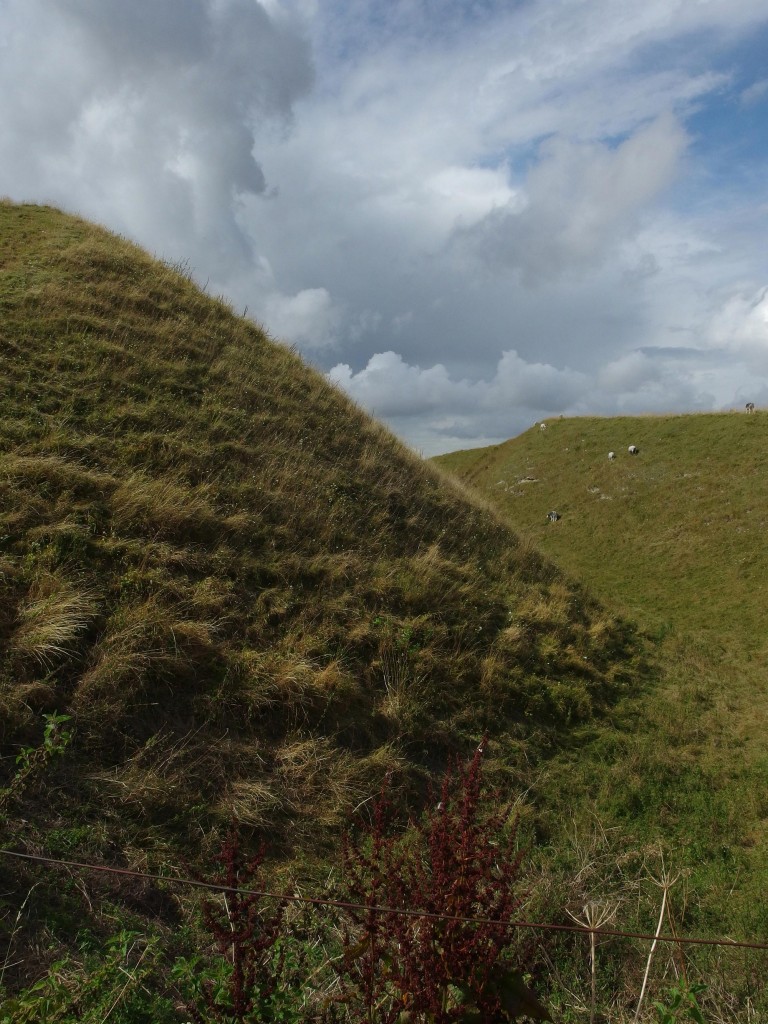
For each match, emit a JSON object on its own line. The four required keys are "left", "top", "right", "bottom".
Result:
{"left": 3, "top": 847, "right": 768, "bottom": 952}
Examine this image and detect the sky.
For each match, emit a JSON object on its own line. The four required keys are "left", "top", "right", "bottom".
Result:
{"left": 1, "top": 0, "right": 767, "bottom": 455}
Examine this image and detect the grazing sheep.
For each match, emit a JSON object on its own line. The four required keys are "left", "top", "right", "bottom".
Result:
{"left": 608, "top": 451, "right": 616, "bottom": 461}
{"left": 746, "top": 402, "right": 755, "bottom": 414}
{"left": 547, "top": 510, "right": 560, "bottom": 523}
{"left": 540, "top": 422, "right": 547, "bottom": 431}
{"left": 628, "top": 445, "right": 639, "bottom": 455}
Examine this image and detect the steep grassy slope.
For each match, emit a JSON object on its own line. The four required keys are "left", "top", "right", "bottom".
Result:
{"left": 0, "top": 203, "right": 649, "bottom": 991}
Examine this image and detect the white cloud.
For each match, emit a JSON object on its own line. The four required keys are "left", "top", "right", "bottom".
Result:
{"left": 705, "top": 287, "right": 768, "bottom": 371}
{"left": 329, "top": 351, "right": 480, "bottom": 416}
{"left": 329, "top": 344, "right": 728, "bottom": 455}
{"left": 741, "top": 78, "right": 768, "bottom": 104}
{"left": 597, "top": 351, "right": 662, "bottom": 393}
{"left": 425, "top": 166, "right": 515, "bottom": 228}
{"left": 489, "top": 350, "right": 586, "bottom": 410}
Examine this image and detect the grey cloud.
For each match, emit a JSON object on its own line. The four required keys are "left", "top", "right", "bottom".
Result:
{"left": 58, "top": 0, "right": 211, "bottom": 69}
{"left": 59, "top": 0, "right": 312, "bottom": 126}
{"left": 623, "top": 253, "right": 660, "bottom": 280}
{"left": 637, "top": 346, "right": 729, "bottom": 361}
{"left": 455, "top": 114, "right": 688, "bottom": 284}
{"left": 0, "top": 0, "right": 313, "bottom": 275}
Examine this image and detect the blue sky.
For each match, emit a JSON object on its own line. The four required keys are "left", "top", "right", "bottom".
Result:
{"left": 1, "top": 0, "right": 767, "bottom": 453}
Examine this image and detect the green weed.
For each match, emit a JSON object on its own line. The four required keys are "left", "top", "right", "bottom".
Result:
{"left": 654, "top": 981, "right": 707, "bottom": 1024}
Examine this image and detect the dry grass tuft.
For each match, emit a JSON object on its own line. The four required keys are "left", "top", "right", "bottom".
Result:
{"left": 376, "top": 644, "right": 426, "bottom": 726}
{"left": 10, "top": 572, "right": 98, "bottom": 668}
{"left": 225, "top": 779, "right": 283, "bottom": 828}
{"left": 277, "top": 738, "right": 366, "bottom": 824}
{"left": 111, "top": 475, "right": 219, "bottom": 542}
{"left": 93, "top": 728, "right": 226, "bottom": 819}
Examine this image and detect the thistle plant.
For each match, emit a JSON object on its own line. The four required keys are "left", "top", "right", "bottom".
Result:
{"left": 0, "top": 711, "right": 72, "bottom": 816}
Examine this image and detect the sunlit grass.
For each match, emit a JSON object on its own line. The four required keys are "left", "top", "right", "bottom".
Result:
{"left": 435, "top": 413, "right": 768, "bottom": 972}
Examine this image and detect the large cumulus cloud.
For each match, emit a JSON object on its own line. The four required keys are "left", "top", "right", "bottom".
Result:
{"left": 0, "top": 0, "right": 313, "bottom": 274}
{"left": 329, "top": 345, "right": 718, "bottom": 454}
{"left": 454, "top": 114, "right": 689, "bottom": 285}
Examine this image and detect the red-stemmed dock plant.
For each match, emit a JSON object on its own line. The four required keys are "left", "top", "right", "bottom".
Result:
{"left": 334, "top": 742, "right": 550, "bottom": 1022}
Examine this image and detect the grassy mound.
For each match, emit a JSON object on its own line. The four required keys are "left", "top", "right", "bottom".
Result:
{"left": 0, "top": 203, "right": 643, "bottom": 880}
{"left": 2, "top": 206, "right": 764, "bottom": 1020}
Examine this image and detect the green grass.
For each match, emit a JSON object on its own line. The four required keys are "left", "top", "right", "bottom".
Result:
{"left": 434, "top": 415, "right": 768, "bottom": 1013}
{"left": 433, "top": 414, "right": 768, "bottom": 646}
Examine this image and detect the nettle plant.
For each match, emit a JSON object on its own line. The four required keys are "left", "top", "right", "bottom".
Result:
{"left": 331, "top": 743, "right": 550, "bottom": 1023}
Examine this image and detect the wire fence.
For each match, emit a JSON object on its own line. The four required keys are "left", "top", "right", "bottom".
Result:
{"left": 3, "top": 845, "right": 768, "bottom": 1023}
{"left": 3, "top": 847, "right": 767, "bottom": 952}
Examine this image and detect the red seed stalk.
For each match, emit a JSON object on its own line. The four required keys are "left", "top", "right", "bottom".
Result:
{"left": 191, "top": 823, "right": 288, "bottom": 1023}
{"left": 337, "top": 742, "right": 531, "bottom": 1022}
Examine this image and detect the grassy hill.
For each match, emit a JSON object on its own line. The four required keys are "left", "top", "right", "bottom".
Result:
{"left": 433, "top": 414, "right": 768, "bottom": 647}
{"left": 0, "top": 203, "right": 650, "bottom": 1010}
{"left": 434, "top": 416, "right": 768, "bottom": 995}
{"left": 5, "top": 204, "right": 767, "bottom": 1020}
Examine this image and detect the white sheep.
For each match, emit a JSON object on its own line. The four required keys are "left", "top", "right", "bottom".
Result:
{"left": 540, "top": 422, "right": 547, "bottom": 431}
{"left": 608, "top": 451, "right": 616, "bottom": 461}
{"left": 746, "top": 402, "right": 755, "bottom": 414}
{"left": 628, "top": 445, "right": 639, "bottom": 455}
